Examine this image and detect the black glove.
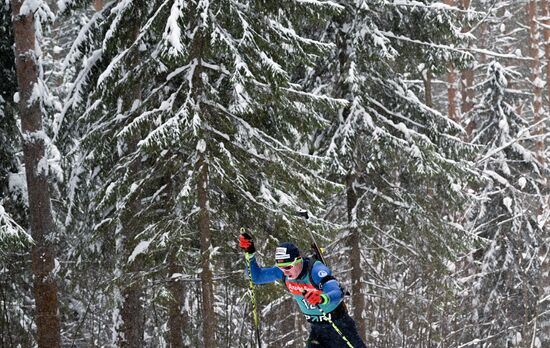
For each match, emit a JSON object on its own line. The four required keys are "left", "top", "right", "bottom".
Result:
{"left": 239, "top": 233, "right": 256, "bottom": 254}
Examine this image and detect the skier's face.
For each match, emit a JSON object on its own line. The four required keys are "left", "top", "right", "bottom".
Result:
{"left": 280, "top": 260, "right": 303, "bottom": 279}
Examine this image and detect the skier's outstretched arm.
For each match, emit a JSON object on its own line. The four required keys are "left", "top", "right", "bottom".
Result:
{"left": 246, "top": 255, "right": 283, "bottom": 284}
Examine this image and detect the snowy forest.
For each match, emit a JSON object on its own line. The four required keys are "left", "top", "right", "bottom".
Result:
{"left": 1, "top": 0, "right": 550, "bottom": 347}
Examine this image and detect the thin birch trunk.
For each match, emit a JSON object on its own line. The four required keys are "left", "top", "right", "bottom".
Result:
{"left": 11, "top": 1, "right": 61, "bottom": 347}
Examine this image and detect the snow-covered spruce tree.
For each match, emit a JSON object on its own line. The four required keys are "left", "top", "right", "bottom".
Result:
{"left": 462, "top": 0, "right": 533, "bottom": 138}
{"left": 460, "top": 61, "right": 548, "bottom": 347}
{"left": 457, "top": 1, "right": 550, "bottom": 344}
{"left": 0, "top": 14, "right": 35, "bottom": 333}
{"left": 305, "top": 1, "right": 475, "bottom": 346}
{"left": 59, "top": 0, "right": 343, "bottom": 346}
{"left": 44, "top": 4, "right": 117, "bottom": 346}
{"left": 0, "top": 0, "right": 27, "bottom": 250}
{"left": 0, "top": 4, "right": 33, "bottom": 337}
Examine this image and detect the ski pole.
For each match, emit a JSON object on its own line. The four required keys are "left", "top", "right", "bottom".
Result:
{"left": 302, "top": 290, "right": 355, "bottom": 348}
{"left": 241, "top": 228, "right": 262, "bottom": 348}
{"left": 293, "top": 210, "right": 327, "bottom": 264}
{"left": 316, "top": 304, "right": 355, "bottom": 348}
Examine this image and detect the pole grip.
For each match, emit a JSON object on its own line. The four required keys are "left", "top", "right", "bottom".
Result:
{"left": 242, "top": 228, "right": 262, "bottom": 348}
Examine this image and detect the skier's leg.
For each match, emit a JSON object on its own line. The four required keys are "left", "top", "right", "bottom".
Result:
{"left": 327, "top": 314, "right": 366, "bottom": 348}
{"left": 305, "top": 338, "right": 322, "bottom": 348}
{"left": 306, "top": 323, "right": 325, "bottom": 347}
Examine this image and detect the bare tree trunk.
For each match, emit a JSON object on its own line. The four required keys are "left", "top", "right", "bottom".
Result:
{"left": 423, "top": 68, "right": 433, "bottom": 108}
{"left": 168, "top": 251, "right": 185, "bottom": 348}
{"left": 460, "top": 0, "right": 476, "bottom": 138}
{"left": 93, "top": 0, "right": 103, "bottom": 11}
{"left": 477, "top": 22, "right": 488, "bottom": 65}
{"left": 11, "top": 1, "right": 61, "bottom": 347}
{"left": 539, "top": 3, "right": 550, "bottom": 319}
{"left": 166, "top": 173, "right": 186, "bottom": 348}
{"left": 446, "top": 63, "right": 458, "bottom": 122}
{"left": 118, "top": 250, "right": 145, "bottom": 348}
{"left": 117, "top": 143, "right": 145, "bottom": 347}
{"left": 116, "top": 19, "right": 145, "bottom": 348}
{"left": 347, "top": 173, "right": 367, "bottom": 343}
{"left": 533, "top": 0, "right": 548, "bottom": 165}
{"left": 443, "top": 0, "right": 458, "bottom": 122}
{"left": 196, "top": 148, "right": 217, "bottom": 347}
{"left": 528, "top": 0, "right": 544, "bottom": 163}
{"left": 117, "top": 134, "right": 145, "bottom": 347}
{"left": 461, "top": 66, "right": 475, "bottom": 135}
{"left": 542, "top": 0, "right": 550, "bottom": 114}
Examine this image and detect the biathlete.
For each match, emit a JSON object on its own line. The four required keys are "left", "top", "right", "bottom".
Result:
{"left": 239, "top": 233, "right": 367, "bottom": 348}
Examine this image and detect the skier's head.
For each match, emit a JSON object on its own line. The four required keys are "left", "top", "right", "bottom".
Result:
{"left": 275, "top": 242, "right": 303, "bottom": 279}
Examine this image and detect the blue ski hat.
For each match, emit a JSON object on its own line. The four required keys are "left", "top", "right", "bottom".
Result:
{"left": 275, "top": 242, "right": 301, "bottom": 265}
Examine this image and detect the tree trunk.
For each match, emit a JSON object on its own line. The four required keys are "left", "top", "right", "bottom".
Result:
{"left": 461, "top": 65, "right": 475, "bottom": 136}
{"left": 446, "top": 63, "right": 458, "bottom": 122}
{"left": 118, "top": 253, "right": 145, "bottom": 348}
{"left": 12, "top": 0, "right": 61, "bottom": 348}
{"left": 477, "top": 22, "right": 488, "bottom": 65}
{"left": 189, "top": 22, "right": 217, "bottom": 346}
{"left": 197, "top": 148, "right": 217, "bottom": 347}
{"left": 117, "top": 142, "right": 145, "bottom": 347}
{"left": 423, "top": 68, "right": 433, "bottom": 108}
{"left": 530, "top": 0, "right": 546, "bottom": 165}
{"left": 94, "top": 0, "right": 103, "bottom": 11}
{"left": 444, "top": 0, "right": 458, "bottom": 122}
{"left": 167, "top": 251, "right": 185, "bottom": 348}
{"left": 166, "top": 172, "right": 186, "bottom": 348}
{"left": 116, "top": 19, "right": 145, "bottom": 348}
{"left": 542, "top": 0, "right": 550, "bottom": 120}
{"left": 117, "top": 140, "right": 145, "bottom": 348}
{"left": 11, "top": 1, "right": 61, "bottom": 347}
{"left": 347, "top": 173, "right": 367, "bottom": 343}
{"left": 539, "top": 2, "right": 550, "bottom": 315}
{"left": 460, "top": 0, "right": 476, "bottom": 138}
